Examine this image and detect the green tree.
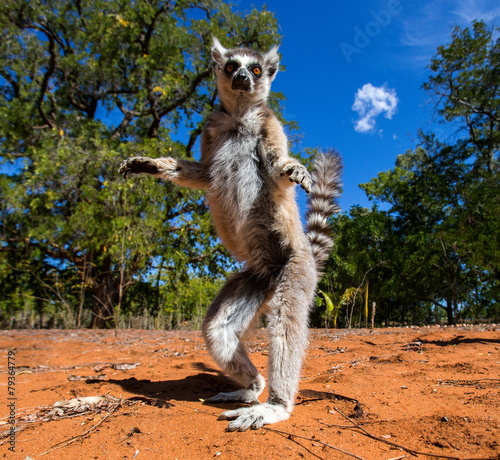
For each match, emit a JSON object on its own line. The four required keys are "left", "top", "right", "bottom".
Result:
{"left": 424, "top": 20, "right": 499, "bottom": 173}
{"left": 0, "top": 0, "right": 283, "bottom": 327}
{"left": 321, "top": 21, "right": 499, "bottom": 328}
{"left": 318, "top": 206, "right": 393, "bottom": 328}
{"left": 360, "top": 21, "right": 499, "bottom": 324}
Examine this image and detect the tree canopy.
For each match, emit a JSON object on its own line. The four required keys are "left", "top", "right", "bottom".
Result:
{"left": 324, "top": 21, "right": 499, "bottom": 326}
{"left": 1, "top": 4, "right": 498, "bottom": 329}
{"left": 0, "top": 0, "right": 282, "bottom": 328}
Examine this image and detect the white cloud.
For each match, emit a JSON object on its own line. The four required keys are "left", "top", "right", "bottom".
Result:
{"left": 352, "top": 83, "right": 398, "bottom": 134}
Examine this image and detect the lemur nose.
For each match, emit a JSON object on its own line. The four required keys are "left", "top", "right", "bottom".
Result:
{"left": 234, "top": 70, "right": 250, "bottom": 81}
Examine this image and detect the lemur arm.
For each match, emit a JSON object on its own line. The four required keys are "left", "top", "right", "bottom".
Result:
{"left": 119, "top": 156, "right": 210, "bottom": 191}
{"left": 260, "top": 112, "right": 312, "bottom": 193}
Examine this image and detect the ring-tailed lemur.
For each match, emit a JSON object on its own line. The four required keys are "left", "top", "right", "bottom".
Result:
{"left": 119, "top": 37, "right": 342, "bottom": 431}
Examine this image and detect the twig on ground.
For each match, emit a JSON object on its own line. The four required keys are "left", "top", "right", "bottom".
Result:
{"left": 0, "top": 426, "right": 27, "bottom": 445}
{"left": 270, "top": 431, "right": 326, "bottom": 460}
{"left": 333, "top": 406, "right": 495, "bottom": 460}
{"left": 437, "top": 379, "right": 500, "bottom": 389}
{"left": 262, "top": 426, "right": 367, "bottom": 460}
{"left": 174, "top": 400, "right": 366, "bottom": 460}
{"left": 318, "top": 419, "right": 394, "bottom": 429}
{"left": 38, "top": 403, "right": 121, "bottom": 457}
{"left": 299, "top": 389, "right": 364, "bottom": 418}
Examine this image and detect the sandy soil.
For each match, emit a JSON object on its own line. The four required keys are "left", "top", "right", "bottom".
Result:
{"left": 1, "top": 325, "right": 499, "bottom": 460}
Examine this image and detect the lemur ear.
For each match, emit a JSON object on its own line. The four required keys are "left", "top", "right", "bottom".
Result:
{"left": 211, "top": 37, "right": 227, "bottom": 66}
{"left": 264, "top": 46, "right": 280, "bottom": 80}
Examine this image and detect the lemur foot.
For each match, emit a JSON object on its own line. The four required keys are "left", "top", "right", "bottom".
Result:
{"left": 218, "top": 403, "right": 290, "bottom": 432}
{"left": 205, "top": 389, "right": 260, "bottom": 405}
{"left": 280, "top": 163, "right": 312, "bottom": 193}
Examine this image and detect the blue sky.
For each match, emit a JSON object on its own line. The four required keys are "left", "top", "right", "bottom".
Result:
{"left": 234, "top": 0, "right": 500, "bottom": 212}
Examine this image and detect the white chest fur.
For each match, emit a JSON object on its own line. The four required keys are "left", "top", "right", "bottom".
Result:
{"left": 206, "top": 109, "right": 267, "bottom": 238}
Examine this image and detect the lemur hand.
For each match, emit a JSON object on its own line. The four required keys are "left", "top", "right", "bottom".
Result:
{"left": 119, "top": 157, "right": 178, "bottom": 179}
{"left": 119, "top": 157, "right": 160, "bottom": 178}
{"left": 280, "top": 163, "right": 312, "bottom": 193}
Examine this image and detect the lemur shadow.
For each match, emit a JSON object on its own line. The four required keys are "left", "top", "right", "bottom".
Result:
{"left": 418, "top": 335, "right": 500, "bottom": 346}
{"left": 85, "top": 362, "right": 240, "bottom": 406}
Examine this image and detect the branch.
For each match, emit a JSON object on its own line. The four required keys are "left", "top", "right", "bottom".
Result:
{"left": 67, "top": 85, "right": 89, "bottom": 112}
{"left": 73, "top": 0, "right": 85, "bottom": 28}
{"left": 334, "top": 407, "right": 490, "bottom": 460}
{"left": 185, "top": 89, "right": 218, "bottom": 156}
{"left": 0, "top": 69, "right": 20, "bottom": 98}
{"left": 450, "top": 96, "right": 500, "bottom": 122}
{"left": 37, "top": 35, "right": 57, "bottom": 129}
{"left": 158, "top": 70, "right": 211, "bottom": 119}
{"left": 139, "top": 2, "right": 171, "bottom": 56}
{"left": 111, "top": 110, "right": 135, "bottom": 140}
{"left": 165, "top": 201, "right": 206, "bottom": 221}
{"left": 39, "top": 402, "right": 120, "bottom": 457}
{"left": 147, "top": 69, "right": 211, "bottom": 138}
{"left": 185, "top": 127, "right": 202, "bottom": 156}
{"left": 262, "top": 426, "right": 366, "bottom": 460}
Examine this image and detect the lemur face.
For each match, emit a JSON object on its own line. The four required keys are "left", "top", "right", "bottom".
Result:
{"left": 211, "top": 38, "right": 279, "bottom": 105}
{"left": 223, "top": 55, "right": 264, "bottom": 93}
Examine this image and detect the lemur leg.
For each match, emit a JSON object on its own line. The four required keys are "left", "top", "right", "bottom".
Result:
{"left": 202, "top": 270, "right": 272, "bottom": 404}
{"left": 119, "top": 156, "right": 210, "bottom": 190}
{"left": 219, "top": 252, "right": 316, "bottom": 431}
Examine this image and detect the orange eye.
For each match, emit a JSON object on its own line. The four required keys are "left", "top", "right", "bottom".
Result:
{"left": 252, "top": 66, "right": 262, "bottom": 76}
{"left": 225, "top": 63, "right": 234, "bottom": 73}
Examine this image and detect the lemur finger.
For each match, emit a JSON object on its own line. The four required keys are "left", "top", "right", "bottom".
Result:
{"left": 284, "top": 166, "right": 312, "bottom": 193}
{"left": 220, "top": 404, "right": 290, "bottom": 431}
{"left": 220, "top": 410, "right": 260, "bottom": 432}
{"left": 290, "top": 169, "right": 306, "bottom": 183}
{"left": 279, "top": 165, "right": 295, "bottom": 177}
{"left": 217, "top": 409, "right": 239, "bottom": 421}
{"left": 118, "top": 161, "right": 129, "bottom": 178}
{"left": 301, "top": 178, "right": 312, "bottom": 194}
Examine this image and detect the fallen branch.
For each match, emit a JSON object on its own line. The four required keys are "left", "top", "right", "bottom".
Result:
{"left": 270, "top": 430, "right": 326, "bottom": 460}
{"left": 437, "top": 379, "right": 500, "bottom": 389}
{"left": 299, "top": 389, "right": 364, "bottom": 418}
{"left": 11, "top": 395, "right": 171, "bottom": 456}
{"left": 334, "top": 406, "right": 495, "bottom": 460}
{"left": 174, "top": 400, "right": 366, "bottom": 459}
{"left": 262, "top": 426, "right": 367, "bottom": 460}
{"left": 39, "top": 402, "right": 120, "bottom": 457}
{"left": 318, "top": 419, "right": 394, "bottom": 429}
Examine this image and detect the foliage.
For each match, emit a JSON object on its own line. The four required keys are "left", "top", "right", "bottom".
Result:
{"left": 319, "top": 21, "right": 499, "bottom": 326}
{"left": 0, "top": 0, "right": 282, "bottom": 328}
{"left": 1, "top": 5, "right": 498, "bottom": 329}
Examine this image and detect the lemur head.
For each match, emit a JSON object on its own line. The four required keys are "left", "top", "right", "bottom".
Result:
{"left": 211, "top": 37, "right": 280, "bottom": 112}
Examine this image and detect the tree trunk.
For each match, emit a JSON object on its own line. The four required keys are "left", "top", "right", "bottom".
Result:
{"left": 446, "top": 297, "right": 455, "bottom": 325}
{"left": 89, "top": 254, "right": 119, "bottom": 328}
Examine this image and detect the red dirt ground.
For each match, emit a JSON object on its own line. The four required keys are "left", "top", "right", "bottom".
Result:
{"left": 1, "top": 325, "right": 499, "bottom": 460}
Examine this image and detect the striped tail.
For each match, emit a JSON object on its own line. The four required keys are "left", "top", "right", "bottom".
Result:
{"left": 306, "top": 150, "right": 342, "bottom": 273}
